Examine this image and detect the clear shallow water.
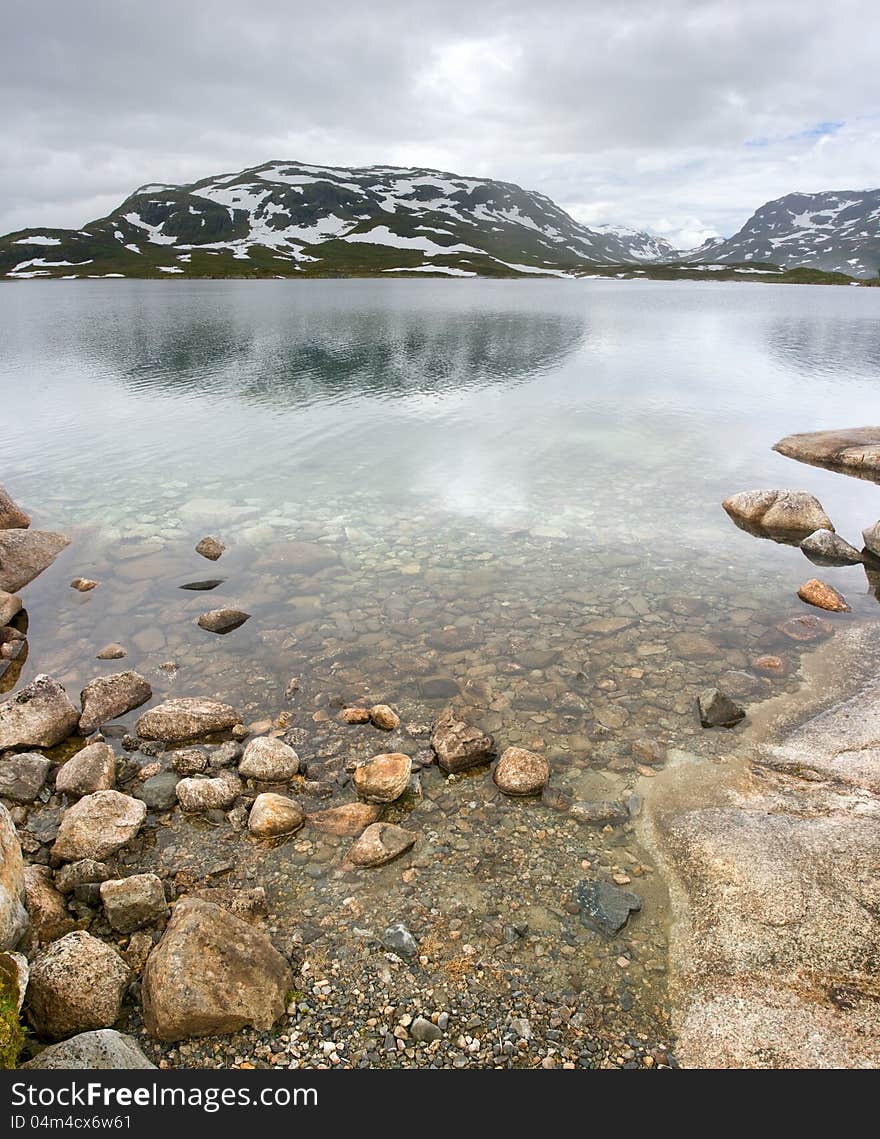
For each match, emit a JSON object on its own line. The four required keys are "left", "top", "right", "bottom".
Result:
{"left": 3, "top": 278, "right": 880, "bottom": 1060}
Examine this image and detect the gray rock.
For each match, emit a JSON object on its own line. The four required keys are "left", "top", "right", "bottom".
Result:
{"left": 0, "top": 802, "right": 27, "bottom": 950}
{"left": 25, "top": 931, "right": 131, "bottom": 1041}
{"left": 54, "top": 859, "right": 113, "bottom": 896}
{"left": 382, "top": 921, "right": 418, "bottom": 957}
{"left": 55, "top": 742, "right": 116, "bottom": 798}
{"left": 0, "top": 589, "right": 22, "bottom": 626}
{"left": 0, "top": 675, "right": 79, "bottom": 751}
{"left": 52, "top": 791, "right": 147, "bottom": 862}
{"left": 411, "top": 1015, "right": 441, "bottom": 1042}
{"left": 136, "top": 698, "right": 240, "bottom": 742}
{"left": 800, "top": 528, "right": 863, "bottom": 566}
{"left": 0, "top": 486, "right": 30, "bottom": 530}
{"left": 197, "top": 608, "right": 251, "bottom": 634}
{"left": 79, "top": 671, "right": 152, "bottom": 736}
{"left": 239, "top": 736, "right": 299, "bottom": 781}
{"left": 171, "top": 749, "right": 208, "bottom": 775}
{"left": 574, "top": 880, "right": 642, "bottom": 937}
{"left": 698, "top": 688, "right": 746, "bottom": 728}
{"left": 176, "top": 773, "right": 241, "bottom": 811}
{"left": 22, "top": 1029, "right": 155, "bottom": 1069}
{"left": 0, "top": 751, "right": 51, "bottom": 803}
{"left": 570, "top": 799, "right": 630, "bottom": 825}
{"left": 141, "top": 897, "right": 291, "bottom": 1042}
{"left": 431, "top": 707, "right": 495, "bottom": 773}
{"left": 717, "top": 670, "right": 769, "bottom": 700}
{"left": 863, "top": 521, "right": 880, "bottom": 559}
{"left": 134, "top": 772, "right": 180, "bottom": 812}
{"left": 0, "top": 529, "right": 69, "bottom": 593}
{"left": 100, "top": 874, "right": 168, "bottom": 933}
{"left": 722, "top": 490, "right": 833, "bottom": 539}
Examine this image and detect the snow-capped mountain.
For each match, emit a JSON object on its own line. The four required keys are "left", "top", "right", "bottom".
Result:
{"left": 0, "top": 160, "right": 671, "bottom": 280}
{"left": 688, "top": 190, "right": 880, "bottom": 277}
{"left": 592, "top": 224, "right": 677, "bottom": 262}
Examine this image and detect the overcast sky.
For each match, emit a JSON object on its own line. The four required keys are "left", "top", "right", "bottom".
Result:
{"left": 2, "top": 0, "right": 878, "bottom": 247}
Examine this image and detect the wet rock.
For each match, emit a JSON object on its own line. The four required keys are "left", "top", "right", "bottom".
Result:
{"left": 632, "top": 738, "right": 666, "bottom": 765}
{"left": 800, "top": 529, "right": 863, "bottom": 566}
{"left": 698, "top": 689, "right": 746, "bottom": 728}
{"left": 70, "top": 577, "right": 98, "bottom": 592}
{"left": 171, "top": 748, "right": 207, "bottom": 775}
{"left": 411, "top": 1015, "right": 442, "bottom": 1042}
{"left": 0, "top": 752, "right": 51, "bottom": 803}
{"left": 0, "top": 487, "right": 30, "bottom": 530}
{"left": 431, "top": 707, "right": 495, "bottom": 773}
{"left": 722, "top": 490, "right": 833, "bottom": 539}
{"left": 0, "top": 590, "right": 22, "bottom": 626}
{"left": 179, "top": 579, "right": 224, "bottom": 591}
{"left": 21, "top": 1029, "right": 155, "bottom": 1069}
{"left": 55, "top": 742, "right": 116, "bottom": 798}
{"left": 382, "top": 922, "right": 418, "bottom": 957}
{"left": 574, "top": 880, "right": 642, "bottom": 937}
{"left": 345, "top": 822, "right": 417, "bottom": 868}
{"left": 797, "top": 579, "right": 850, "bottom": 613}
{"left": 863, "top": 521, "right": 880, "bottom": 559}
{"left": 418, "top": 677, "right": 460, "bottom": 700}
{"left": 25, "top": 931, "right": 131, "bottom": 1041}
{"left": 0, "top": 530, "right": 70, "bottom": 593}
{"left": 195, "top": 536, "right": 225, "bottom": 561}
{"left": 136, "top": 698, "right": 240, "bottom": 742}
{"left": 239, "top": 736, "right": 299, "bottom": 781}
{"left": 341, "top": 707, "right": 371, "bottom": 725}
{"left": 52, "top": 791, "right": 147, "bottom": 862}
{"left": 284, "top": 676, "right": 299, "bottom": 700}
{"left": 79, "top": 671, "right": 152, "bottom": 736}
{"left": 141, "top": 897, "right": 291, "bottom": 1042}
{"left": 0, "top": 675, "right": 79, "bottom": 751}
{"left": 23, "top": 865, "right": 75, "bottom": 943}
{"left": 271, "top": 540, "right": 339, "bottom": 575}
{"left": 773, "top": 426, "right": 880, "bottom": 479}
{"left": 207, "top": 740, "right": 242, "bottom": 769}
{"left": 493, "top": 747, "right": 549, "bottom": 796}
{"left": 353, "top": 752, "right": 412, "bottom": 803}
{"left": 197, "top": 608, "right": 251, "bottom": 634}
{"left": 541, "top": 785, "right": 573, "bottom": 812}
{"left": 751, "top": 654, "right": 787, "bottom": 677}
{"left": 134, "top": 772, "right": 180, "bottom": 812}
{"left": 717, "top": 670, "right": 768, "bottom": 700}
{"left": 96, "top": 643, "right": 126, "bottom": 660}
{"left": 570, "top": 800, "right": 630, "bottom": 825}
{"left": 100, "top": 874, "right": 168, "bottom": 933}
{"left": 776, "top": 614, "right": 834, "bottom": 642}
{"left": 55, "top": 860, "right": 113, "bottom": 896}
{"left": 307, "top": 802, "right": 381, "bottom": 837}
{"left": 370, "top": 704, "right": 401, "bottom": 731}
{"left": 0, "top": 804, "right": 27, "bottom": 950}
{"left": 176, "top": 773, "right": 241, "bottom": 812}
{"left": 247, "top": 793, "right": 305, "bottom": 838}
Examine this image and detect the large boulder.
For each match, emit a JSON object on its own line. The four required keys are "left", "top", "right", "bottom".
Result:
{"left": 247, "top": 793, "right": 305, "bottom": 838}
{"left": 23, "top": 865, "right": 75, "bottom": 943}
{"left": 773, "top": 426, "right": 880, "bottom": 480}
{"left": 25, "top": 931, "right": 131, "bottom": 1041}
{"left": 239, "top": 736, "right": 299, "bottom": 781}
{"left": 52, "top": 791, "right": 147, "bottom": 862}
{"left": 0, "top": 675, "right": 79, "bottom": 751}
{"left": 55, "top": 742, "right": 116, "bottom": 798}
{"left": 0, "top": 752, "right": 51, "bottom": 803}
{"left": 0, "top": 803, "right": 27, "bottom": 950}
{"left": 21, "top": 1029, "right": 155, "bottom": 1069}
{"left": 141, "top": 897, "right": 291, "bottom": 1042}
{"left": 353, "top": 753, "right": 412, "bottom": 803}
{"left": 431, "top": 707, "right": 495, "bottom": 773}
{"left": 0, "top": 487, "right": 30, "bottom": 530}
{"left": 100, "top": 874, "right": 168, "bottom": 934}
{"left": 79, "top": 672, "right": 152, "bottom": 736}
{"left": 0, "top": 530, "right": 70, "bottom": 593}
{"left": 722, "top": 490, "right": 833, "bottom": 539}
{"left": 136, "top": 698, "right": 240, "bottom": 742}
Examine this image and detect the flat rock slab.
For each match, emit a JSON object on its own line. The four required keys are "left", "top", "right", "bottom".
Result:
{"left": 136, "top": 698, "right": 240, "bottom": 742}
{"left": 0, "top": 752, "right": 51, "bottom": 803}
{"left": 22, "top": 1029, "right": 155, "bottom": 1069}
{"left": 346, "top": 822, "right": 416, "bottom": 868}
{"left": 574, "top": 880, "right": 642, "bottom": 937}
{"left": 0, "top": 530, "right": 70, "bottom": 593}
{"left": 774, "top": 427, "right": 880, "bottom": 482}
{"left": 179, "top": 579, "right": 224, "bottom": 591}
{"left": 0, "top": 674, "right": 79, "bottom": 750}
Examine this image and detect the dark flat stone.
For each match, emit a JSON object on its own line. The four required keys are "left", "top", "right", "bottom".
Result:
{"left": 179, "top": 580, "right": 225, "bottom": 591}
{"left": 575, "top": 880, "right": 642, "bottom": 937}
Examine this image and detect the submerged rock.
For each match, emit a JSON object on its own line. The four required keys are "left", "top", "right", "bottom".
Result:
{"left": 797, "top": 579, "right": 850, "bottom": 613}
{"left": 698, "top": 689, "right": 746, "bottom": 728}
{"left": 95, "top": 643, "right": 126, "bottom": 660}
{"left": 26, "top": 932, "right": 131, "bottom": 1041}
{"left": 493, "top": 747, "right": 549, "bottom": 796}
{"left": 341, "top": 707, "right": 371, "bottom": 725}
{"left": 574, "top": 880, "right": 642, "bottom": 937}
{"left": 0, "top": 674, "right": 79, "bottom": 751}
{"left": 141, "top": 897, "right": 291, "bottom": 1042}
{"left": 136, "top": 697, "right": 240, "bottom": 742}
{"left": 0, "top": 803, "right": 27, "bottom": 951}
{"left": 0, "top": 530, "right": 70, "bottom": 593}
{"left": 431, "top": 707, "right": 495, "bottom": 773}
{"left": 55, "top": 742, "right": 116, "bottom": 798}
{"left": 776, "top": 614, "right": 834, "bottom": 641}
{"left": 247, "top": 792, "right": 304, "bottom": 837}
{"left": 22, "top": 1029, "right": 155, "bottom": 1069}
{"left": 773, "top": 426, "right": 880, "bottom": 480}
{"left": 0, "top": 752, "right": 51, "bottom": 804}
{"left": 197, "top": 608, "right": 251, "bottom": 634}
{"left": 195, "top": 536, "right": 225, "bottom": 561}
{"left": 134, "top": 772, "right": 180, "bottom": 812}
{"left": 800, "top": 528, "right": 863, "bottom": 566}
{"left": 239, "top": 736, "right": 299, "bottom": 781}
{"left": 52, "top": 791, "right": 147, "bottom": 862}
{"left": 307, "top": 802, "right": 381, "bottom": 837}
{"left": 0, "top": 487, "right": 30, "bottom": 530}
{"left": 179, "top": 579, "right": 224, "bottom": 591}
{"left": 722, "top": 490, "right": 833, "bottom": 539}
{"left": 353, "top": 752, "right": 412, "bottom": 803}
{"left": 570, "top": 799, "right": 630, "bottom": 825}
{"left": 70, "top": 577, "right": 98, "bottom": 592}
{"left": 79, "top": 671, "right": 152, "bottom": 736}
{"left": 345, "top": 822, "right": 416, "bottom": 868}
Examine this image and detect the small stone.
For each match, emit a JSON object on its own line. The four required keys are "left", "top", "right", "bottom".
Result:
{"left": 306, "top": 802, "right": 381, "bottom": 837}
{"left": 134, "top": 772, "right": 180, "bottom": 812}
{"left": 0, "top": 487, "right": 30, "bottom": 530}
{"left": 431, "top": 707, "right": 495, "bottom": 773}
{"left": 123, "top": 932, "right": 154, "bottom": 974}
{"left": 179, "top": 579, "right": 224, "bottom": 591}
{"left": 55, "top": 860, "right": 113, "bottom": 896}
{"left": 341, "top": 707, "right": 371, "bottom": 725}
{"left": 25, "top": 931, "right": 131, "bottom": 1041}
{"left": 171, "top": 749, "right": 207, "bottom": 776}
{"left": 55, "top": 743, "right": 116, "bottom": 798}
{"left": 96, "top": 644, "right": 126, "bottom": 660}
{"left": 631, "top": 738, "right": 666, "bottom": 765}
{"left": 800, "top": 529, "right": 863, "bottom": 566}
{"left": 797, "top": 579, "right": 850, "bottom": 612}
{"left": 195, "top": 536, "right": 225, "bottom": 561}
{"left": 353, "top": 752, "right": 412, "bottom": 803}
{"left": 0, "top": 752, "right": 51, "bottom": 804}
{"left": 411, "top": 1015, "right": 442, "bottom": 1042}
{"left": 52, "top": 791, "right": 147, "bottom": 862}
{"left": 345, "top": 822, "right": 416, "bottom": 868}
{"left": 382, "top": 922, "right": 418, "bottom": 957}
{"left": 79, "top": 671, "right": 153, "bottom": 736}
{"left": 493, "top": 747, "right": 549, "bottom": 796}
{"left": 239, "top": 736, "right": 299, "bottom": 781}
{"left": 574, "top": 880, "right": 642, "bottom": 937}
{"left": 247, "top": 793, "right": 305, "bottom": 838}
{"left": 370, "top": 704, "right": 400, "bottom": 731}
{"left": 197, "top": 608, "right": 251, "bottom": 634}
{"left": 752, "top": 654, "right": 786, "bottom": 677}
{"left": 100, "top": 874, "right": 168, "bottom": 933}
{"left": 697, "top": 688, "right": 746, "bottom": 728}
{"left": 570, "top": 800, "right": 630, "bottom": 825}
{"left": 284, "top": 677, "right": 299, "bottom": 700}
{"left": 722, "top": 489, "right": 833, "bottom": 537}
{"left": 70, "top": 577, "right": 98, "bottom": 592}
{"left": 176, "top": 774, "right": 241, "bottom": 812}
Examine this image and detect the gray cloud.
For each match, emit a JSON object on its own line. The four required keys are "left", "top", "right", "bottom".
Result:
{"left": 2, "top": 0, "right": 878, "bottom": 245}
